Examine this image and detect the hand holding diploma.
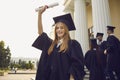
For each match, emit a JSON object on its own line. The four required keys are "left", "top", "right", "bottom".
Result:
{"left": 35, "top": 2, "right": 59, "bottom": 12}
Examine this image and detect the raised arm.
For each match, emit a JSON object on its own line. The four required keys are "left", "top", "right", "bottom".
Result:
{"left": 37, "top": 5, "right": 48, "bottom": 35}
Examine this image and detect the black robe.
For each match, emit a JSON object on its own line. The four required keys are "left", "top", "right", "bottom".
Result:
{"left": 98, "top": 41, "right": 107, "bottom": 71}
{"left": 32, "top": 32, "right": 86, "bottom": 80}
{"left": 106, "top": 35, "right": 120, "bottom": 79}
{"left": 106, "top": 35, "right": 120, "bottom": 69}
{"left": 99, "top": 41, "right": 107, "bottom": 51}
{"left": 85, "top": 49, "right": 106, "bottom": 80}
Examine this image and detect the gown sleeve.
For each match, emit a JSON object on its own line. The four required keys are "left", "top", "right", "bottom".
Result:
{"left": 69, "top": 40, "right": 86, "bottom": 80}
{"left": 106, "top": 36, "right": 116, "bottom": 53}
{"left": 85, "top": 50, "right": 92, "bottom": 70}
{"left": 32, "top": 32, "right": 52, "bottom": 51}
{"left": 32, "top": 32, "right": 52, "bottom": 80}
{"left": 84, "top": 50, "right": 97, "bottom": 70}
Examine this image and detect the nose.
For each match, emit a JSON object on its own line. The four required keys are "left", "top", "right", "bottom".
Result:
{"left": 57, "top": 27, "right": 62, "bottom": 31}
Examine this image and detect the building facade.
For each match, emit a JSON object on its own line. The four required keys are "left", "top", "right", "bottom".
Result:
{"left": 63, "top": 0, "right": 120, "bottom": 54}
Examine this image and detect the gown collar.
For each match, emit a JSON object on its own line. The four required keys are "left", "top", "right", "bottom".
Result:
{"left": 57, "top": 39, "right": 63, "bottom": 48}
{"left": 109, "top": 33, "right": 114, "bottom": 36}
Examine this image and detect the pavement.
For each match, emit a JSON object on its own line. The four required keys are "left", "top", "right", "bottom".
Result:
{"left": 8, "top": 70, "right": 36, "bottom": 74}
{"left": 0, "top": 70, "right": 89, "bottom": 80}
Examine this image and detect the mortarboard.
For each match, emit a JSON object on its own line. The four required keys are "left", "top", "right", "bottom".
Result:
{"left": 53, "top": 13, "right": 76, "bottom": 31}
{"left": 96, "top": 32, "right": 104, "bottom": 37}
{"left": 107, "top": 25, "right": 115, "bottom": 31}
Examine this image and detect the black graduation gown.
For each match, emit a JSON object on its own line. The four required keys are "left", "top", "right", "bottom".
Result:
{"left": 32, "top": 32, "right": 86, "bottom": 80}
{"left": 106, "top": 35, "right": 120, "bottom": 70}
{"left": 100, "top": 41, "right": 107, "bottom": 51}
{"left": 98, "top": 41, "right": 107, "bottom": 71}
{"left": 85, "top": 50, "right": 98, "bottom": 80}
{"left": 106, "top": 35, "right": 120, "bottom": 79}
{"left": 85, "top": 49, "right": 106, "bottom": 80}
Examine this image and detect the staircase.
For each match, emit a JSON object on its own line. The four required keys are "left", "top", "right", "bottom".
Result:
{"left": 30, "top": 67, "right": 90, "bottom": 80}
{"left": 83, "top": 66, "right": 89, "bottom": 80}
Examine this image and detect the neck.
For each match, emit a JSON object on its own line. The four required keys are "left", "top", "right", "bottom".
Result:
{"left": 58, "top": 37, "right": 63, "bottom": 40}
{"left": 109, "top": 33, "right": 114, "bottom": 36}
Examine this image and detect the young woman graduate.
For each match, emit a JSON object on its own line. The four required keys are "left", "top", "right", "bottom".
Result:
{"left": 32, "top": 5, "right": 86, "bottom": 80}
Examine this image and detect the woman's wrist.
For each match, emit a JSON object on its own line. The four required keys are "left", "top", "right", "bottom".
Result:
{"left": 38, "top": 11, "right": 42, "bottom": 15}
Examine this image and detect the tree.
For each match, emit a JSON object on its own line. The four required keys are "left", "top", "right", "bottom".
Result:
{"left": 0, "top": 41, "right": 11, "bottom": 70}
{"left": 28, "top": 61, "right": 34, "bottom": 69}
{"left": 10, "top": 60, "right": 34, "bottom": 70}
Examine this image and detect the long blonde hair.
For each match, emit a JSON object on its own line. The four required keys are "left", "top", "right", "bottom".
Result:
{"left": 48, "top": 22, "right": 71, "bottom": 55}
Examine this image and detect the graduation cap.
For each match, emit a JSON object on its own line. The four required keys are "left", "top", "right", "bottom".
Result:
{"left": 53, "top": 13, "right": 76, "bottom": 31}
{"left": 96, "top": 32, "right": 104, "bottom": 37}
{"left": 107, "top": 25, "right": 115, "bottom": 31}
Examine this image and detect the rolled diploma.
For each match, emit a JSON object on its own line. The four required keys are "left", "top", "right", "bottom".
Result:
{"left": 35, "top": 2, "right": 59, "bottom": 12}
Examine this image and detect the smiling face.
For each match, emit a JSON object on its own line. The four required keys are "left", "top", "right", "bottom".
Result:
{"left": 55, "top": 22, "right": 68, "bottom": 40}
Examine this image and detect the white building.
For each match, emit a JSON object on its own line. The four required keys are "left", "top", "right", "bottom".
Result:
{"left": 63, "top": 0, "right": 120, "bottom": 54}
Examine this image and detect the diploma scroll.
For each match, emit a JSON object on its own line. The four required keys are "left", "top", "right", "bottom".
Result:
{"left": 35, "top": 2, "right": 59, "bottom": 12}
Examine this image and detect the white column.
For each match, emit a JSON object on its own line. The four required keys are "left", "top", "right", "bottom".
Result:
{"left": 74, "top": 0, "right": 89, "bottom": 54}
{"left": 69, "top": 11, "right": 75, "bottom": 39}
{"left": 91, "top": 0, "right": 111, "bottom": 40}
{"left": 64, "top": 0, "right": 75, "bottom": 39}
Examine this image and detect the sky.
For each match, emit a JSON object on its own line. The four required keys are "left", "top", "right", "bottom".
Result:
{"left": 0, "top": 0, "right": 64, "bottom": 58}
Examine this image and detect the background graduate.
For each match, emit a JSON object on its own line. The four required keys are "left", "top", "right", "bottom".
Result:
{"left": 96, "top": 32, "right": 107, "bottom": 51}
{"left": 96, "top": 32, "right": 107, "bottom": 73}
{"left": 104, "top": 26, "right": 120, "bottom": 80}
{"left": 32, "top": 5, "right": 85, "bottom": 80}
{"left": 85, "top": 39, "right": 106, "bottom": 80}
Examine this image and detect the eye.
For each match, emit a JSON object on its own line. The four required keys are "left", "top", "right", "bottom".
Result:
{"left": 56, "top": 26, "right": 59, "bottom": 29}
{"left": 60, "top": 26, "right": 64, "bottom": 29}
